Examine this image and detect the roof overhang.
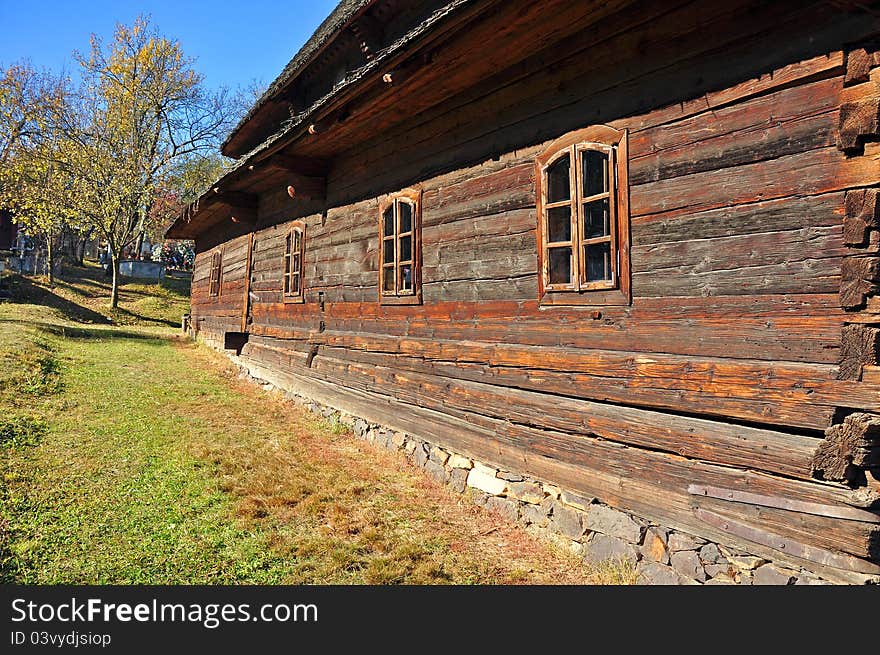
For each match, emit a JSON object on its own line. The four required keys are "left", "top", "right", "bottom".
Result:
{"left": 167, "top": 0, "right": 491, "bottom": 241}
{"left": 222, "top": 0, "right": 378, "bottom": 159}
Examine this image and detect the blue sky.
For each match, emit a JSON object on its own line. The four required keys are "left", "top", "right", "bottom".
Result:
{"left": 0, "top": 0, "right": 340, "bottom": 92}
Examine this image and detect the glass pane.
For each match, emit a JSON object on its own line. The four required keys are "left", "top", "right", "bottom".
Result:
{"left": 291, "top": 274, "right": 300, "bottom": 293}
{"left": 584, "top": 199, "right": 610, "bottom": 239}
{"left": 547, "top": 155, "right": 570, "bottom": 203}
{"left": 586, "top": 242, "right": 612, "bottom": 282}
{"left": 547, "top": 206, "right": 572, "bottom": 243}
{"left": 399, "top": 235, "right": 412, "bottom": 262}
{"left": 292, "top": 254, "right": 300, "bottom": 273}
{"left": 582, "top": 149, "right": 609, "bottom": 197}
{"left": 383, "top": 206, "right": 395, "bottom": 237}
{"left": 399, "top": 265, "right": 412, "bottom": 292}
{"left": 399, "top": 202, "right": 412, "bottom": 233}
{"left": 285, "top": 234, "right": 292, "bottom": 255}
{"left": 283, "top": 274, "right": 289, "bottom": 295}
{"left": 383, "top": 241, "right": 394, "bottom": 264}
{"left": 548, "top": 247, "right": 572, "bottom": 285}
{"left": 383, "top": 267, "right": 395, "bottom": 292}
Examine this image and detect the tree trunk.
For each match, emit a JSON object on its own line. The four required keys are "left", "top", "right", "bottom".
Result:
{"left": 110, "top": 254, "right": 121, "bottom": 308}
{"left": 76, "top": 237, "right": 85, "bottom": 266}
{"left": 46, "top": 237, "right": 54, "bottom": 286}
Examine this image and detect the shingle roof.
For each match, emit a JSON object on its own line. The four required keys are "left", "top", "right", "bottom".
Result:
{"left": 221, "top": 0, "right": 375, "bottom": 156}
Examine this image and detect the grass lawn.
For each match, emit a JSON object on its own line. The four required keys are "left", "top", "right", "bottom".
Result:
{"left": 0, "top": 263, "right": 634, "bottom": 584}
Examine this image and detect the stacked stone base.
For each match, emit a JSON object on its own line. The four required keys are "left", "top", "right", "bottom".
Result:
{"left": 233, "top": 362, "right": 832, "bottom": 585}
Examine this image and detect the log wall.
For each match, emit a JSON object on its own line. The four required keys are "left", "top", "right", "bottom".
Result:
{"left": 189, "top": 1, "right": 880, "bottom": 582}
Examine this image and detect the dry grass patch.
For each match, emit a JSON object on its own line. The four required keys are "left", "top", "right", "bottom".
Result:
{"left": 179, "top": 343, "right": 626, "bottom": 585}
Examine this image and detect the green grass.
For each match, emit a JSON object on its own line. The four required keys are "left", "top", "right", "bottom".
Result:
{"left": 0, "top": 264, "right": 632, "bottom": 584}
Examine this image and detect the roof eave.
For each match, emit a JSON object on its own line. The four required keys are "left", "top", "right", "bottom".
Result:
{"left": 221, "top": 0, "right": 378, "bottom": 159}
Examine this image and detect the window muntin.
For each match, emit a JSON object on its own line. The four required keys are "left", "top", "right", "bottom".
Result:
{"left": 283, "top": 222, "right": 305, "bottom": 302}
{"left": 209, "top": 250, "right": 222, "bottom": 297}
{"left": 379, "top": 192, "right": 421, "bottom": 303}
{"left": 541, "top": 144, "right": 616, "bottom": 290}
{"left": 536, "top": 125, "right": 630, "bottom": 306}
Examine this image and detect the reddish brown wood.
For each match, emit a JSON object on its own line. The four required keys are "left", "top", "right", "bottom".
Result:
{"left": 180, "top": 0, "right": 880, "bottom": 578}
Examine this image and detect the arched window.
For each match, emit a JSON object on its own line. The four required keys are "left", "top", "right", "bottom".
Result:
{"left": 536, "top": 125, "right": 630, "bottom": 306}
{"left": 283, "top": 221, "right": 305, "bottom": 303}
{"left": 379, "top": 189, "right": 422, "bottom": 304}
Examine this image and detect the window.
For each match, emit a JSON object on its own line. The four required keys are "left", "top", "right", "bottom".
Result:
{"left": 283, "top": 221, "right": 305, "bottom": 303}
{"left": 379, "top": 189, "right": 421, "bottom": 304}
{"left": 536, "top": 124, "right": 630, "bottom": 306}
{"left": 209, "top": 250, "right": 222, "bottom": 297}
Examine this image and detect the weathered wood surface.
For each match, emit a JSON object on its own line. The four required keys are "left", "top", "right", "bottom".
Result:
{"left": 813, "top": 413, "right": 880, "bottom": 484}
{"left": 236, "top": 353, "right": 880, "bottom": 583}
{"left": 183, "top": 0, "right": 880, "bottom": 579}
{"left": 244, "top": 336, "right": 819, "bottom": 479}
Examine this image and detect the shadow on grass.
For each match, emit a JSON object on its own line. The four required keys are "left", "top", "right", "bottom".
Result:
{"left": 0, "top": 318, "right": 172, "bottom": 343}
{"left": 112, "top": 307, "right": 179, "bottom": 329}
{"left": 3, "top": 276, "right": 111, "bottom": 325}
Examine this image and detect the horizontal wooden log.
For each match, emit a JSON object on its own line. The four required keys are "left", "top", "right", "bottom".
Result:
{"left": 629, "top": 88, "right": 839, "bottom": 185}
{"left": 245, "top": 337, "right": 819, "bottom": 479}
{"left": 234, "top": 353, "right": 879, "bottom": 582}
{"left": 292, "top": 330, "right": 845, "bottom": 429}
{"left": 635, "top": 193, "right": 845, "bottom": 246}
{"left": 632, "top": 225, "right": 846, "bottom": 274}
{"left": 631, "top": 146, "right": 877, "bottom": 220}
{"left": 244, "top": 294, "right": 845, "bottom": 363}
{"left": 613, "top": 51, "right": 844, "bottom": 133}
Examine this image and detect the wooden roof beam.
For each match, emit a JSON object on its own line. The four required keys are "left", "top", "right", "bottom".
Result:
{"left": 285, "top": 174, "right": 326, "bottom": 202}
{"left": 267, "top": 153, "right": 332, "bottom": 177}
{"left": 350, "top": 14, "right": 384, "bottom": 61}
{"left": 220, "top": 203, "right": 258, "bottom": 226}
{"left": 211, "top": 188, "right": 259, "bottom": 209}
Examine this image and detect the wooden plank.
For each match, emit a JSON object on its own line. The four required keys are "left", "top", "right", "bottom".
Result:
{"left": 250, "top": 338, "right": 819, "bottom": 479}
{"left": 235, "top": 353, "right": 878, "bottom": 582}
{"left": 630, "top": 146, "right": 877, "bottom": 219}
{"left": 694, "top": 508, "right": 880, "bottom": 574}
{"left": 615, "top": 51, "right": 844, "bottom": 133}
{"left": 243, "top": 294, "right": 844, "bottom": 364}
{"left": 688, "top": 484, "right": 880, "bottom": 522}
{"left": 634, "top": 192, "right": 845, "bottom": 245}
{"left": 633, "top": 226, "right": 846, "bottom": 274}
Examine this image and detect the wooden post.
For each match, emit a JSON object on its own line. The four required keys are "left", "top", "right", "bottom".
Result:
{"left": 241, "top": 232, "right": 254, "bottom": 333}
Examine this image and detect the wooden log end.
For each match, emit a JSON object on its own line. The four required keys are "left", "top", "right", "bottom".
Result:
{"left": 838, "top": 324, "right": 880, "bottom": 380}
{"left": 840, "top": 256, "right": 880, "bottom": 309}
{"left": 845, "top": 47, "right": 874, "bottom": 86}
{"left": 837, "top": 97, "right": 880, "bottom": 153}
{"left": 812, "top": 412, "right": 880, "bottom": 484}
{"left": 843, "top": 189, "right": 879, "bottom": 246}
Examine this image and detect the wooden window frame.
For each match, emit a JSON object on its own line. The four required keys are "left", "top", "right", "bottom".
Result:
{"left": 209, "top": 249, "right": 223, "bottom": 298}
{"left": 535, "top": 124, "right": 631, "bottom": 307}
{"left": 378, "top": 188, "right": 422, "bottom": 306}
{"left": 282, "top": 221, "right": 306, "bottom": 304}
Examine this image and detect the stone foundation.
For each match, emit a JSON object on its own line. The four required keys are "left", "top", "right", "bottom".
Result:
{"left": 232, "top": 359, "right": 833, "bottom": 585}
